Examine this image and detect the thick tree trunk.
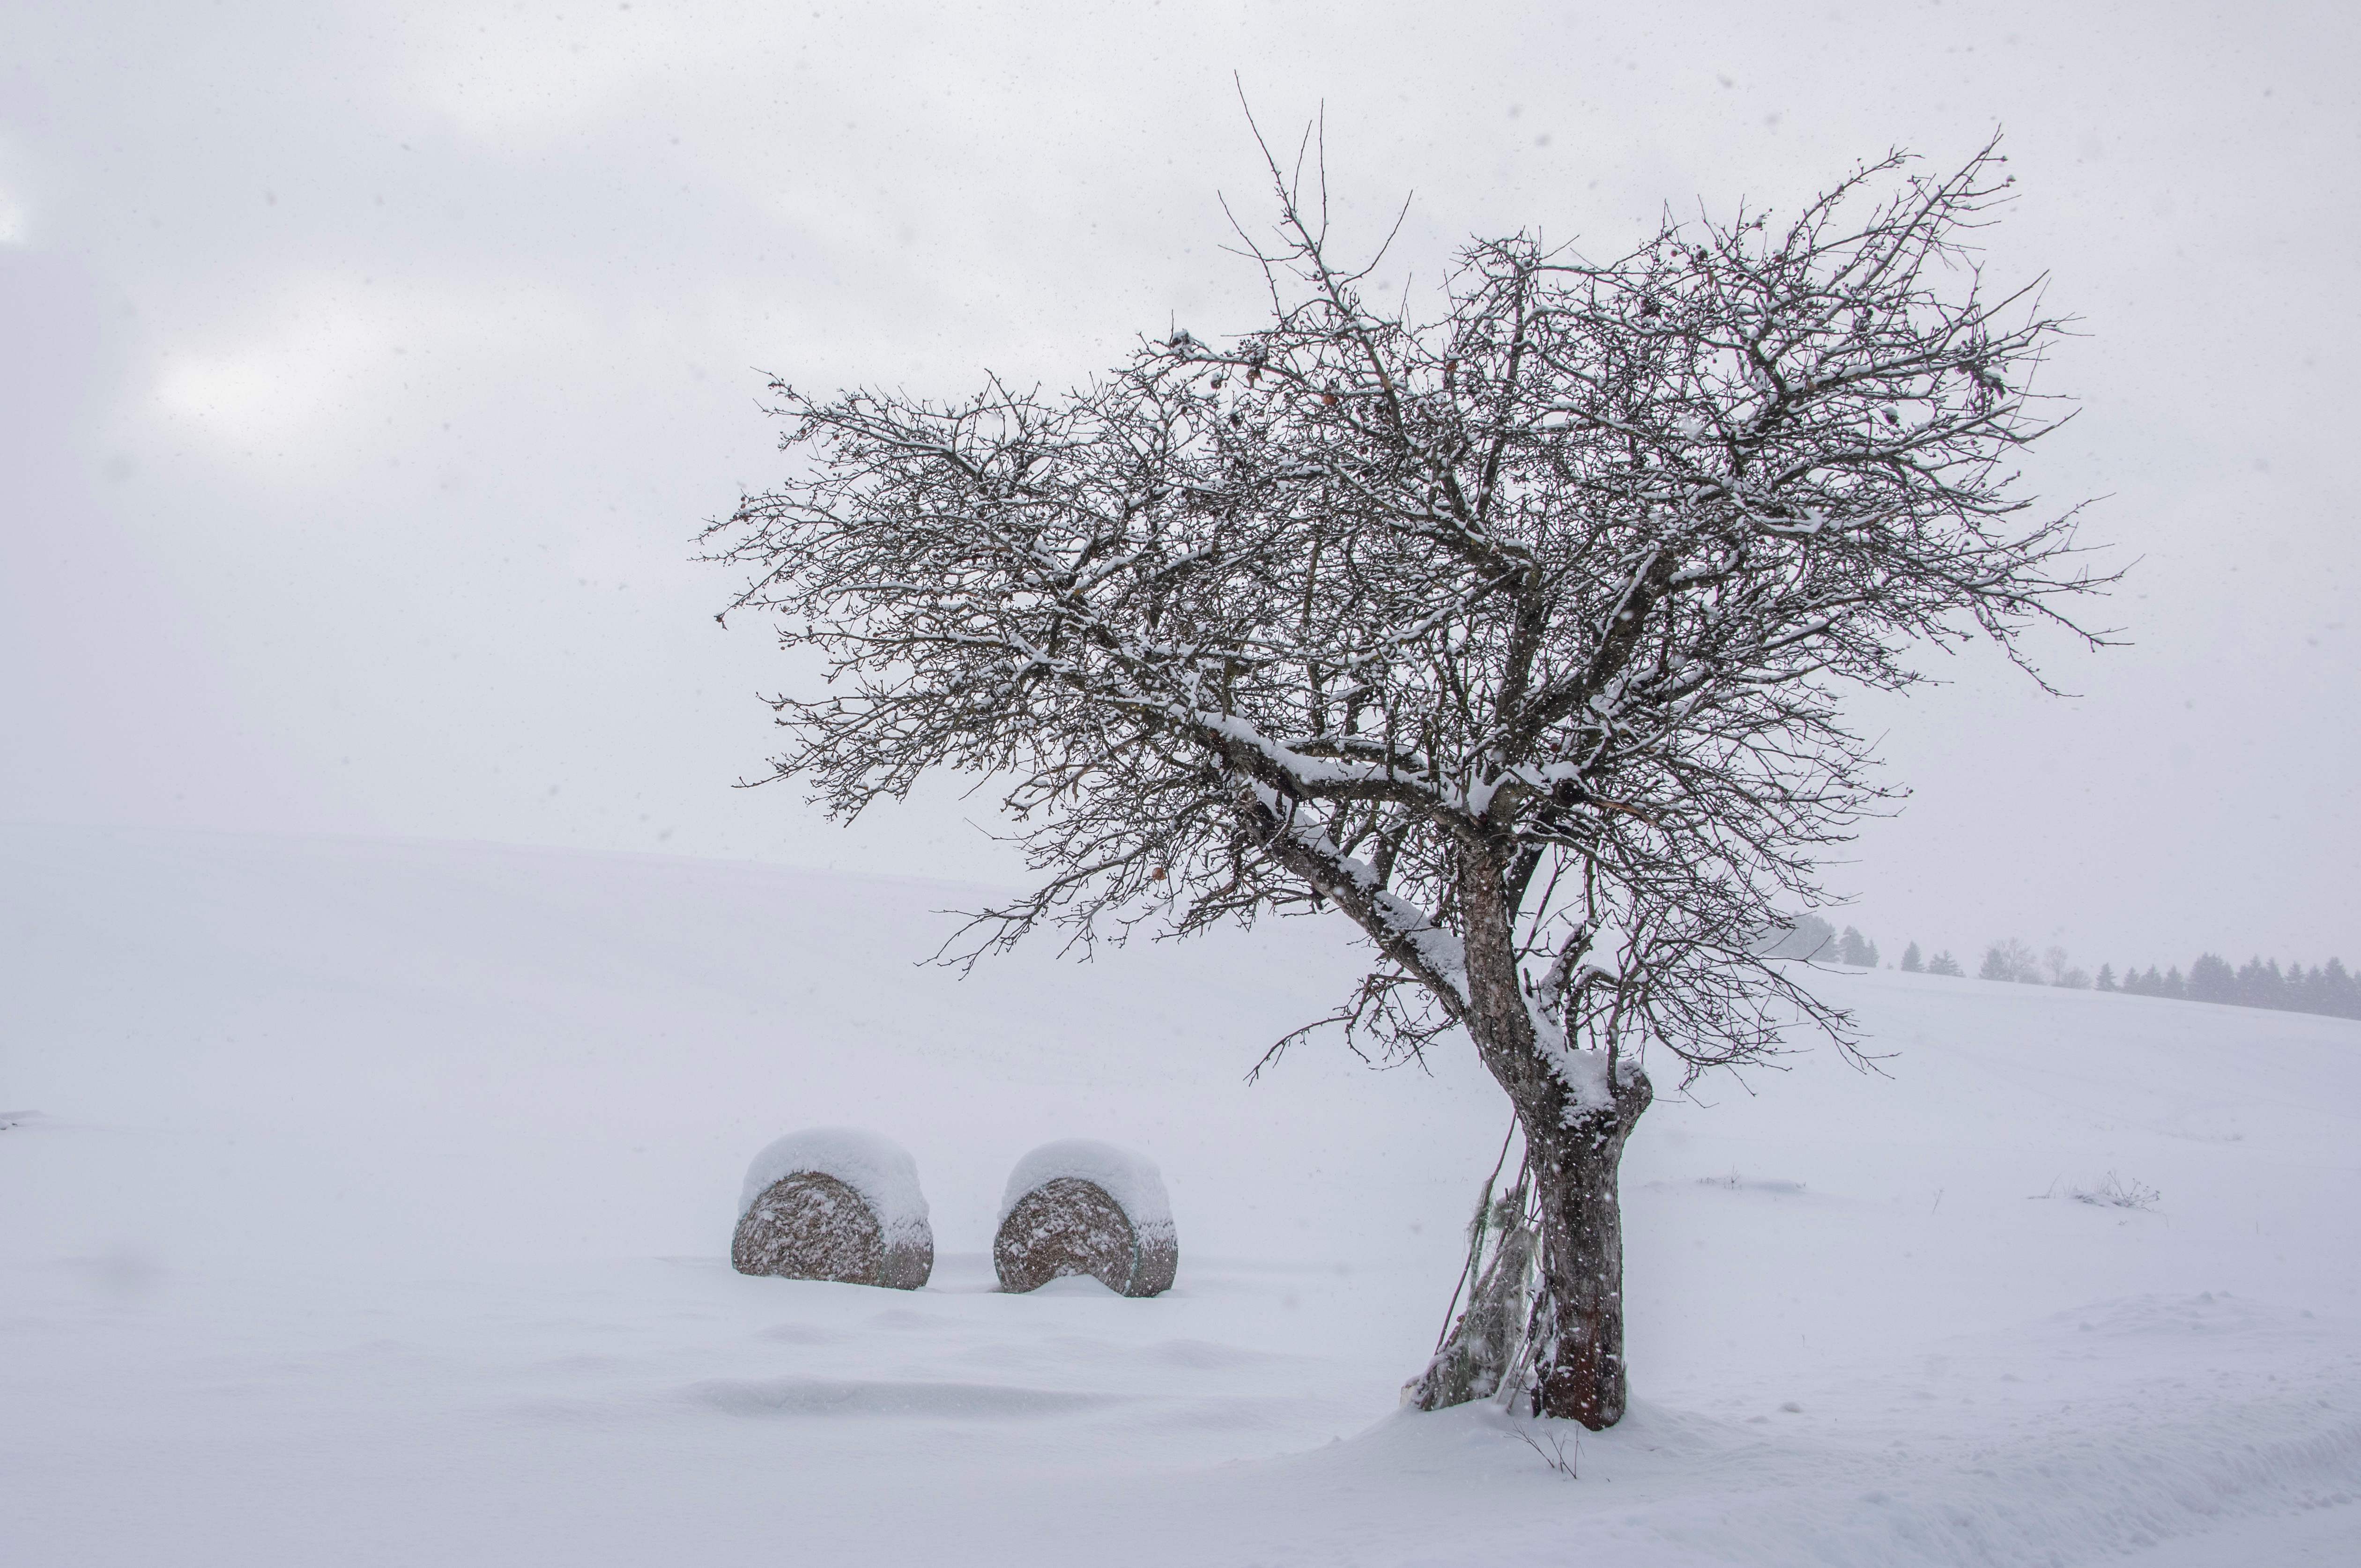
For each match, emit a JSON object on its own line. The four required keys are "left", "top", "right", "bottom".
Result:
{"left": 1515, "top": 1074, "right": 1650, "bottom": 1427}
{"left": 1444, "top": 845, "right": 1654, "bottom": 1429}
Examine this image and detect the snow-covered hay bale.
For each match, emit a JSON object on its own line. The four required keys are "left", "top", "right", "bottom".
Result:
{"left": 993, "top": 1139, "right": 1176, "bottom": 1298}
{"left": 731, "top": 1127, "right": 933, "bottom": 1290}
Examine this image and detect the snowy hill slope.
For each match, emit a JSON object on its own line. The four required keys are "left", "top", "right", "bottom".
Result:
{"left": 4, "top": 825, "right": 2357, "bottom": 1566}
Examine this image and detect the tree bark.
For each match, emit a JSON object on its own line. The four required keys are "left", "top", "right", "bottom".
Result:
{"left": 1517, "top": 1079, "right": 1650, "bottom": 1427}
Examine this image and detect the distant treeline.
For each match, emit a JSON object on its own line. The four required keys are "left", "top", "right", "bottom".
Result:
{"left": 2098, "top": 954, "right": 2360, "bottom": 1019}
{"left": 1761, "top": 914, "right": 2360, "bottom": 1021}
{"left": 1938, "top": 937, "right": 2360, "bottom": 1020}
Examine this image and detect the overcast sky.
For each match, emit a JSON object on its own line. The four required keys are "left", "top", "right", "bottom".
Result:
{"left": 3, "top": 0, "right": 2354, "bottom": 970}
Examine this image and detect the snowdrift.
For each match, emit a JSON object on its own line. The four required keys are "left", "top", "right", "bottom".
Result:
{"left": 3, "top": 823, "right": 2357, "bottom": 1566}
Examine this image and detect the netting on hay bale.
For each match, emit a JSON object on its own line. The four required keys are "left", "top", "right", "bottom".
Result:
{"left": 731, "top": 1127, "right": 934, "bottom": 1289}
{"left": 993, "top": 1139, "right": 1176, "bottom": 1297}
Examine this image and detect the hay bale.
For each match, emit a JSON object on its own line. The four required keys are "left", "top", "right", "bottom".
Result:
{"left": 993, "top": 1139, "right": 1176, "bottom": 1297}
{"left": 731, "top": 1127, "right": 933, "bottom": 1289}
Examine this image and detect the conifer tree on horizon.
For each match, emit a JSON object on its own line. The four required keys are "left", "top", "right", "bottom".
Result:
{"left": 2188, "top": 954, "right": 2236, "bottom": 1005}
{"left": 2303, "top": 963, "right": 2349, "bottom": 1017}
{"left": 2089, "top": 951, "right": 2360, "bottom": 1020}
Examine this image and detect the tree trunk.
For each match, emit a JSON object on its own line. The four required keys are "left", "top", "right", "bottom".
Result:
{"left": 1516, "top": 1076, "right": 1650, "bottom": 1427}
{"left": 1440, "top": 845, "right": 1654, "bottom": 1429}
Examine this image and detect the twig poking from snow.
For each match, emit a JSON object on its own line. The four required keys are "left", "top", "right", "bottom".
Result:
{"left": 2034, "top": 1171, "right": 2161, "bottom": 1211}
{"left": 1510, "top": 1419, "right": 1579, "bottom": 1478}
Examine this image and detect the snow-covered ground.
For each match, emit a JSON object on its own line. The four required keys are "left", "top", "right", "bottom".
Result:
{"left": 4, "top": 824, "right": 2357, "bottom": 1566}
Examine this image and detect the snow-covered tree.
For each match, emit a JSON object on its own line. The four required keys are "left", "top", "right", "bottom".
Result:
{"left": 1900, "top": 941, "right": 1924, "bottom": 973}
{"left": 1838, "top": 926, "right": 1879, "bottom": 967}
{"left": 1928, "top": 950, "right": 1967, "bottom": 977}
{"left": 704, "top": 136, "right": 2103, "bottom": 1427}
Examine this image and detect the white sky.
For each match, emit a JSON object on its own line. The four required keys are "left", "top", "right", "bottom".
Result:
{"left": 3, "top": 0, "right": 2355, "bottom": 971}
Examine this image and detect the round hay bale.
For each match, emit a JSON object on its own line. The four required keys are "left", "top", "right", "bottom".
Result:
{"left": 732, "top": 1170, "right": 884, "bottom": 1282}
{"left": 993, "top": 1139, "right": 1176, "bottom": 1298}
{"left": 731, "top": 1127, "right": 933, "bottom": 1290}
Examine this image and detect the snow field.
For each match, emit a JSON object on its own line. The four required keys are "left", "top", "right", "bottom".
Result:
{"left": 3, "top": 823, "right": 2357, "bottom": 1565}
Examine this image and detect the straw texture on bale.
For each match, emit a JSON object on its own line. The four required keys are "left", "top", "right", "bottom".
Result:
{"left": 731, "top": 1171, "right": 933, "bottom": 1289}
{"left": 994, "top": 1175, "right": 1177, "bottom": 1297}
{"left": 730, "top": 1126, "right": 934, "bottom": 1290}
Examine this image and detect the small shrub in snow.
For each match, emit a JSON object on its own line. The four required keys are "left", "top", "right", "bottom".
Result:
{"left": 2070, "top": 1172, "right": 2161, "bottom": 1210}
{"left": 2037, "top": 1172, "right": 2161, "bottom": 1211}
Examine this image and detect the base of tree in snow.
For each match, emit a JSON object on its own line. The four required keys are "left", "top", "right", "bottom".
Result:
{"left": 993, "top": 1141, "right": 1177, "bottom": 1298}
{"left": 730, "top": 1129, "right": 934, "bottom": 1290}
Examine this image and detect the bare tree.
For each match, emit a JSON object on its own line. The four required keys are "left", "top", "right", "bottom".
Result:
{"left": 702, "top": 133, "right": 2106, "bottom": 1428}
{"left": 1981, "top": 937, "right": 2044, "bottom": 983}
{"left": 2044, "top": 944, "right": 2091, "bottom": 989}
